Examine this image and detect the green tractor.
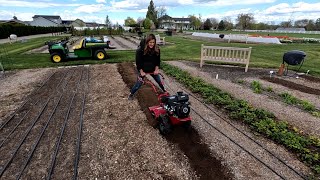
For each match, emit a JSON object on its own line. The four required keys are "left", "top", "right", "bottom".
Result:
{"left": 46, "top": 37, "right": 110, "bottom": 63}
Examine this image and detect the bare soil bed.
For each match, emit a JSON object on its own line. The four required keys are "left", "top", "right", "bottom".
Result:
{"left": 1, "top": 60, "right": 319, "bottom": 179}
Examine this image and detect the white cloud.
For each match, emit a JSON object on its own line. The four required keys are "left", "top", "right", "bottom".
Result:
{"left": 74, "top": 4, "right": 107, "bottom": 13}
{"left": 0, "top": 0, "right": 82, "bottom": 8}
{"left": 0, "top": 10, "right": 34, "bottom": 21}
{"left": 197, "top": 0, "right": 276, "bottom": 6}
{"left": 96, "top": 0, "right": 106, "bottom": 3}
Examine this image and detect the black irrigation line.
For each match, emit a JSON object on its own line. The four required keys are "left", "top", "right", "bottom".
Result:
{"left": 0, "top": 70, "right": 57, "bottom": 130}
{"left": 16, "top": 93, "right": 64, "bottom": 179}
{"left": 163, "top": 78, "right": 307, "bottom": 180}
{"left": 0, "top": 70, "right": 70, "bottom": 149}
{"left": 47, "top": 67, "right": 85, "bottom": 180}
{"left": 0, "top": 98, "right": 50, "bottom": 177}
{"left": 14, "top": 69, "right": 77, "bottom": 179}
{"left": 73, "top": 66, "right": 89, "bottom": 180}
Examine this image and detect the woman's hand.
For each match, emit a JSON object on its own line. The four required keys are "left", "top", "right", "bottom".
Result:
{"left": 154, "top": 67, "right": 159, "bottom": 75}
{"left": 140, "top": 70, "right": 146, "bottom": 77}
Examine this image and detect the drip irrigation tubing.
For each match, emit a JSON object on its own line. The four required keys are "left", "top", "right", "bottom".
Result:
{"left": 0, "top": 98, "right": 50, "bottom": 177}
{"left": 47, "top": 67, "right": 85, "bottom": 180}
{"left": 0, "top": 68, "right": 74, "bottom": 178}
{"left": 163, "top": 74, "right": 307, "bottom": 180}
{"left": 14, "top": 69, "right": 77, "bottom": 179}
{"left": 0, "top": 70, "right": 71, "bottom": 148}
{"left": 73, "top": 66, "right": 89, "bottom": 180}
{"left": 0, "top": 70, "right": 58, "bottom": 130}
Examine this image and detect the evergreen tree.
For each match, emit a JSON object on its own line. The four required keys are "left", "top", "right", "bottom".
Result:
{"left": 146, "top": 0, "right": 158, "bottom": 28}
{"left": 217, "top": 20, "right": 225, "bottom": 30}
{"left": 105, "top": 15, "right": 111, "bottom": 28}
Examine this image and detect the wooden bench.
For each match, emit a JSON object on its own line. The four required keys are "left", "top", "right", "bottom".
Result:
{"left": 200, "top": 44, "right": 252, "bottom": 72}
{"left": 228, "top": 33, "right": 248, "bottom": 44}
{"left": 155, "top": 34, "right": 165, "bottom": 45}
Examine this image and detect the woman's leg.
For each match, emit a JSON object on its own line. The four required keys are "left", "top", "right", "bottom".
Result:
{"left": 151, "top": 74, "right": 165, "bottom": 92}
{"left": 130, "top": 76, "right": 144, "bottom": 95}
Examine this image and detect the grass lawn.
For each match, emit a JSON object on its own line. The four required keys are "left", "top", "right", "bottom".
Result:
{"left": 0, "top": 33, "right": 319, "bottom": 76}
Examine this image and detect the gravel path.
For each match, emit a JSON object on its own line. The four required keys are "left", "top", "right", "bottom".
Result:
{"left": 160, "top": 68, "right": 311, "bottom": 180}
{"left": 166, "top": 61, "right": 320, "bottom": 137}
{"left": 0, "top": 68, "right": 57, "bottom": 121}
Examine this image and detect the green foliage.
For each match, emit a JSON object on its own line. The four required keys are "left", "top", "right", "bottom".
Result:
{"left": 266, "top": 86, "right": 273, "bottom": 92}
{"left": 237, "top": 79, "right": 245, "bottom": 84}
{"left": 146, "top": 0, "right": 158, "bottom": 27}
{"left": 280, "top": 92, "right": 299, "bottom": 105}
{"left": 250, "top": 80, "right": 262, "bottom": 93}
{"left": 124, "top": 17, "right": 137, "bottom": 26}
{"left": 161, "top": 62, "right": 320, "bottom": 175}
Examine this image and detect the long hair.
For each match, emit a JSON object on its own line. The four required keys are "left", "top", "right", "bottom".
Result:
{"left": 143, "top": 34, "right": 160, "bottom": 56}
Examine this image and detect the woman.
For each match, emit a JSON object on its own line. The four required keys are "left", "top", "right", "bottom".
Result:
{"left": 128, "top": 34, "right": 165, "bottom": 100}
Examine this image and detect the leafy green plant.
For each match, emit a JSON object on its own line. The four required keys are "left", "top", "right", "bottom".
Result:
{"left": 266, "top": 86, "right": 273, "bottom": 92}
{"left": 161, "top": 62, "right": 320, "bottom": 176}
{"left": 280, "top": 92, "right": 299, "bottom": 105}
{"left": 251, "top": 80, "right": 262, "bottom": 93}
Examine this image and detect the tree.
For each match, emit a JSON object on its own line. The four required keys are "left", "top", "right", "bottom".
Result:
{"left": 143, "top": 18, "right": 152, "bottom": 29}
{"left": 146, "top": 0, "right": 158, "bottom": 28}
{"left": 105, "top": 15, "right": 112, "bottom": 28}
{"left": 294, "top": 19, "right": 309, "bottom": 28}
{"left": 217, "top": 20, "right": 225, "bottom": 30}
{"left": 315, "top": 18, "right": 320, "bottom": 30}
{"left": 209, "top": 18, "right": 219, "bottom": 30}
{"left": 279, "top": 21, "right": 292, "bottom": 28}
{"left": 189, "top": 15, "right": 201, "bottom": 30}
{"left": 305, "top": 20, "right": 315, "bottom": 31}
{"left": 236, "top": 13, "right": 254, "bottom": 30}
{"left": 223, "top": 17, "right": 234, "bottom": 30}
{"left": 137, "top": 17, "right": 144, "bottom": 28}
{"left": 124, "top": 17, "right": 136, "bottom": 26}
{"left": 157, "top": 6, "right": 167, "bottom": 19}
{"left": 203, "top": 18, "right": 213, "bottom": 30}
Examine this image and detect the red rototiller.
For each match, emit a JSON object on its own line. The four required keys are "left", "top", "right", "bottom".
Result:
{"left": 141, "top": 74, "right": 192, "bottom": 135}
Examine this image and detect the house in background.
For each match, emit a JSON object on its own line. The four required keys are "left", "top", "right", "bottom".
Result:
{"left": 29, "top": 15, "right": 62, "bottom": 27}
{"left": 71, "top": 19, "right": 86, "bottom": 30}
{"left": 159, "top": 15, "right": 191, "bottom": 30}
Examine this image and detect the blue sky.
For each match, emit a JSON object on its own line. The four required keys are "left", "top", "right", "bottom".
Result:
{"left": 0, "top": 0, "right": 319, "bottom": 25}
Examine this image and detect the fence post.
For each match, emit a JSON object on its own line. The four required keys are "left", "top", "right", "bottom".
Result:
{"left": 200, "top": 44, "right": 204, "bottom": 67}
{"left": 0, "top": 62, "right": 4, "bottom": 75}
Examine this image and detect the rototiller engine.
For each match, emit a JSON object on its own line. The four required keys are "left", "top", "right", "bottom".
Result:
{"left": 148, "top": 87, "right": 192, "bottom": 135}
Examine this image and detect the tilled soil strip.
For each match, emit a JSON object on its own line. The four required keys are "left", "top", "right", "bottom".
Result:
{"left": 118, "top": 62, "right": 234, "bottom": 180}
{"left": 167, "top": 61, "right": 320, "bottom": 137}
{"left": 261, "top": 77, "right": 320, "bottom": 95}
{"left": 159, "top": 70, "right": 311, "bottom": 179}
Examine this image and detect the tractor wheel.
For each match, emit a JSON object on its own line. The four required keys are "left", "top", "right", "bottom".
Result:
{"left": 94, "top": 49, "right": 107, "bottom": 60}
{"left": 51, "top": 52, "right": 63, "bottom": 63}
{"left": 158, "top": 115, "right": 172, "bottom": 135}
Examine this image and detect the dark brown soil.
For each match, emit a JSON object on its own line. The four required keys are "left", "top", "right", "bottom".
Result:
{"left": 261, "top": 76, "right": 320, "bottom": 95}
{"left": 0, "top": 63, "right": 232, "bottom": 180}
{"left": 118, "top": 62, "right": 232, "bottom": 180}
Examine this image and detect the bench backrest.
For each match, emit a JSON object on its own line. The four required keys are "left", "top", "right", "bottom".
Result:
{"left": 200, "top": 44, "right": 252, "bottom": 72}
{"left": 155, "top": 34, "right": 165, "bottom": 45}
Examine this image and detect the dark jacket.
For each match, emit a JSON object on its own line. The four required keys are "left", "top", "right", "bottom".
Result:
{"left": 136, "top": 39, "right": 160, "bottom": 73}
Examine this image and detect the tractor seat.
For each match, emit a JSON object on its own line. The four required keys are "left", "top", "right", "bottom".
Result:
{"left": 72, "top": 39, "right": 84, "bottom": 50}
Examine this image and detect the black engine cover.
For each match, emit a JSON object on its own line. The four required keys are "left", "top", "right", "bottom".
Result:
{"left": 283, "top": 50, "right": 306, "bottom": 65}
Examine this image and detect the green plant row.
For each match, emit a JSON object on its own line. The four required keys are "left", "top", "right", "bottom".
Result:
{"left": 248, "top": 80, "right": 319, "bottom": 118}
{"left": 161, "top": 62, "right": 320, "bottom": 175}
{"left": 280, "top": 92, "right": 320, "bottom": 118}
